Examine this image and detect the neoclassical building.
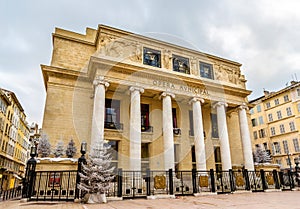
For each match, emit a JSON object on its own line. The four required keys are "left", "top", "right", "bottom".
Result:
{"left": 41, "top": 24, "right": 254, "bottom": 172}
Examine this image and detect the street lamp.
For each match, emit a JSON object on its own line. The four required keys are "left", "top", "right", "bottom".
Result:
{"left": 287, "top": 153, "right": 292, "bottom": 171}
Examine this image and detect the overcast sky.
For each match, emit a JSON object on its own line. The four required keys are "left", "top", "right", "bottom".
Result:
{"left": 1, "top": 0, "right": 300, "bottom": 126}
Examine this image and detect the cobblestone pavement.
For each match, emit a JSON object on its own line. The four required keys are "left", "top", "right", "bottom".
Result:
{"left": 1, "top": 191, "right": 300, "bottom": 209}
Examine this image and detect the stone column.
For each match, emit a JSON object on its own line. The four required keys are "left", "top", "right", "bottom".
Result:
{"left": 214, "top": 102, "right": 232, "bottom": 171}
{"left": 161, "top": 92, "right": 175, "bottom": 171}
{"left": 129, "top": 86, "right": 144, "bottom": 171}
{"left": 238, "top": 104, "right": 255, "bottom": 171}
{"left": 90, "top": 76, "right": 109, "bottom": 153}
{"left": 190, "top": 97, "right": 206, "bottom": 171}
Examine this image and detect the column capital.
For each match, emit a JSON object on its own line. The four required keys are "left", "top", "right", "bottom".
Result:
{"left": 189, "top": 97, "right": 204, "bottom": 105}
{"left": 160, "top": 91, "right": 175, "bottom": 99}
{"left": 129, "top": 86, "right": 144, "bottom": 94}
{"left": 238, "top": 103, "right": 249, "bottom": 111}
{"left": 213, "top": 101, "right": 228, "bottom": 109}
{"left": 93, "top": 76, "right": 110, "bottom": 88}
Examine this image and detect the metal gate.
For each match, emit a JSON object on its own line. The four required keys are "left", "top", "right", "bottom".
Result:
{"left": 30, "top": 170, "right": 77, "bottom": 201}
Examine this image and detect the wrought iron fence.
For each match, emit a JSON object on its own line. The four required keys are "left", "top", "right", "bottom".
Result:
{"left": 0, "top": 187, "right": 22, "bottom": 201}
{"left": 30, "top": 170, "right": 77, "bottom": 201}
{"left": 23, "top": 167, "right": 300, "bottom": 202}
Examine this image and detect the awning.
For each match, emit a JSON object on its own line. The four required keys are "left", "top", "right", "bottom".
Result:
{"left": 13, "top": 174, "right": 22, "bottom": 180}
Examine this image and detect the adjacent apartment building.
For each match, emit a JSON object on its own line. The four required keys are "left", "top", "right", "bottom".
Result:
{"left": 250, "top": 81, "right": 300, "bottom": 170}
{"left": 0, "top": 88, "right": 30, "bottom": 190}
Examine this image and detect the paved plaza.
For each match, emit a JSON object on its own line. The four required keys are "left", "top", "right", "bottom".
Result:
{"left": 1, "top": 191, "right": 300, "bottom": 209}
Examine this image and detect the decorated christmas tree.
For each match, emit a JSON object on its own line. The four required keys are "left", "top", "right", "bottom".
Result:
{"left": 38, "top": 133, "right": 51, "bottom": 157}
{"left": 254, "top": 146, "right": 271, "bottom": 163}
{"left": 53, "top": 140, "right": 64, "bottom": 158}
{"left": 65, "top": 138, "right": 77, "bottom": 158}
{"left": 77, "top": 140, "right": 115, "bottom": 203}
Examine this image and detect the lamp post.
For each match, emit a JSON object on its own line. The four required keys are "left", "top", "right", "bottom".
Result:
{"left": 75, "top": 142, "right": 87, "bottom": 199}
{"left": 287, "top": 153, "right": 292, "bottom": 171}
{"left": 22, "top": 145, "right": 37, "bottom": 199}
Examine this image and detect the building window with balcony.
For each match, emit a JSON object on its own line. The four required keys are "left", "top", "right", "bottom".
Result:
{"left": 273, "top": 142, "right": 281, "bottom": 155}
{"left": 277, "top": 111, "right": 282, "bottom": 120}
{"left": 172, "top": 55, "right": 190, "bottom": 74}
{"left": 143, "top": 47, "right": 161, "bottom": 68}
{"left": 172, "top": 108, "right": 181, "bottom": 135}
{"left": 274, "top": 99, "right": 280, "bottom": 105}
{"left": 279, "top": 124, "right": 285, "bottom": 134}
{"left": 293, "top": 138, "right": 300, "bottom": 152}
{"left": 268, "top": 113, "right": 273, "bottom": 122}
{"left": 105, "top": 99, "right": 121, "bottom": 129}
{"left": 289, "top": 121, "right": 295, "bottom": 131}
{"left": 270, "top": 127, "right": 276, "bottom": 136}
{"left": 266, "top": 102, "right": 271, "bottom": 109}
{"left": 286, "top": 107, "right": 292, "bottom": 116}
{"left": 283, "top": 140, "right": 289, "bottom": 154}
{"left": 211, "top": 113, "right": 219, "bottom": 138}
{"left": 200, "top": 62, "right": 214, "bottom": 79}
{"left": 141, "top": 104, "right": 152, "bottom": 132}
{"left": 284, "top": 95, "right": 289, "bottom": 102}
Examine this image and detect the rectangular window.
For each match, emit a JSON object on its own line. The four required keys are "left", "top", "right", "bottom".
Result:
{"left": 172, "top": 55, "right": 190, "bottom": 74}
{"left": 251, "top": 118, "right": 258, "bottom": 127}
{"left": 250, "top": 108, "right": 254, "bottom": 114}
{"left": 283, "top": 140, "right": 289, "bottom": 154}
{"left": 266, "top": 102, "right": 271, "bottom": 108}
{"left": 270, "top": 127, "right": 276, "bottom": 136}
{"left": 257, "top": 105, "right": 261, "bottom": 113}
{"left": 293, "top": 138, "right": 300, "bottom": 152}
{"left": 279, "top": 124, "right": 285, "bottom": 134}
{"left": 253, "top": 131, "right": 258, "bottom": 140}
{"left": 141, "top": 104, "right": 151, "bottom": 132}
{"left": 211, "top": 113, "right": 219, "bottom": 138}
{"left": 141, "top": 143, "right": 150, "bottom": 173}
{"left": 298, "top": 103, "right": 300, "bottom": 113}
{"left": 297, "top": 89, "right": 300, "bottom": 96}
{"left": 289, "top": 121, "right": 295, "bottom": 131}
{"left": 105, "top": 140, "right": 119, "bottom": 172}
{"left": 286, "top": 107, "right": 292, "bottom": 116}
{"left": 268, "top": 113, "right": 273, "bottom": 122}
{"left": 214, "top": 146, "right": 222, "bottom": 173}
{"left": 258, "top": 129, "right": 266, "bottom": 138}
{"left": 105, "top": 99, "right": 121, "bottom": 129}
{"left": 263, "top": 142, "right": 268, "bottom": 151}
{"left": 200, "top": 62, "right": 214, "bottom": 79}
{"left": 274, "top": 99, "right": 279, "bottom": 105}
{"left": 277, "top": 111, "right": 282, "bottom": 120}
{"left": 273, "top": 142, "right": 281, "bottom": 154}
{"left": 143, "top": 47, "right": 161, "bottom": 68}
{"left": 189, "top": 110, "right": 194, "bottom": 136}
{"left": 284, "top": 95, "right": 289, "bottom": 102}
{"left": 259, "top": 116, "right": 264, "bottom": 125}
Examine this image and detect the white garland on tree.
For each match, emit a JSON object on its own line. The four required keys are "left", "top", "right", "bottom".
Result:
{"left": 53, "top": 140, "right": 64, "bottom": 158}
{"left": 38, "top": 133, "right": 51, "bottom": 158}
{"left": 254, "top": 146, "right": 271, "bottom": 163}
{"left": 77, "top": 140, "right": 115, "bottom": 202}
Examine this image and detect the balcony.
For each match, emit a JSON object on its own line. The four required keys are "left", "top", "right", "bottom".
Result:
{"left": 104, "top": 121, "right": 123, "bottom": 130}
{"left": 141, "top": 125, "right": 153, "bottom": 133}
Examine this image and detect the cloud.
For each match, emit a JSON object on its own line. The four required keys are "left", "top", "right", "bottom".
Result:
{"left": 1, "top": 0, "right": 300, "bottom": 125}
